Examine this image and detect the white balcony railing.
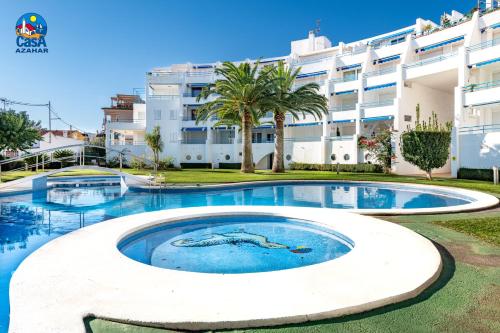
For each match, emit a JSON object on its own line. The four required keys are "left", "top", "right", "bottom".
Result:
{"left": 330, "top": 104, "right": 356, "bottom": 112}
{"left": 467, "top": 38, "right": 500, "bottom": 52}
{"left": 403, "top": 52, "right": 457, "bottom": 69}
{"left": 363, "top": 66, "right": 397, "bottom": 78}
{"left": 111, "top": 140, "right": 146, "bottom": 146}
{"left": 360, "top": 99, "right": 394, "bottom": 108}
{"left": 459, "top": 124, "right": 500, "bottom": 135}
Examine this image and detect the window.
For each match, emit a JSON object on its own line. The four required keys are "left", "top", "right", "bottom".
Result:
{"left": 169, "top": 110, "right": 176, "bottom": 120}
{"left": 154, "top": 110, "right": 162, "bottom": 120}
{"left": 191, "top": 87, "right": 203, "bottom": 97}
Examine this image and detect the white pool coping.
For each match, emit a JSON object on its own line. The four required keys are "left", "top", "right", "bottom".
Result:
{"left": 9, "top": 206, "right": 442, "bottom": 332}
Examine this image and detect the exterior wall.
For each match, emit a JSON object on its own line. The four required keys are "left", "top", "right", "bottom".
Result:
{"left": 118, "top": 6, "right": 500, "bottom": 175}
{"left": 29, "top": 133, "right": 84, "bottom": 154}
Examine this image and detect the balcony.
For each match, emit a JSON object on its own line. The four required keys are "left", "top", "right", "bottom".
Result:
{"left": 181, "top": 139, "right": 207, "bottom": 144}
{"left": 404, "top": 52, "right": 458, "bottom": 79}
{"left": 360, "top": 99, "right": 394, "bottom": 108}
{"left": 147, "top": 72, "right": 184, "bottom": 85}
{"left": 106, "top": 119, "right": 146, "bottom": 131}
{"left": 329, "top": 135, "right": 354, "bottom": 141}
{"left": 464, "top": 80, "right": 500, "bottom": 106}
{"left": 467, "top": 38, "right": 500, "bottom": 67}
{"left": 363, "top": 66, "right": 397, "bottom": 78}
{"left": 330, "top": 104, "right": 356, "bottom": 112}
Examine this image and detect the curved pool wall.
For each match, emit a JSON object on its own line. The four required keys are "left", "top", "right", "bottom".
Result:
{"left": 9, "top": 207, "right": 443, "bottom": 332}
{"left": 119, "top": 215, "right": 354, "bottom": 274}
{"left": 0, "top": 178, "right": 497, "bottom": 332}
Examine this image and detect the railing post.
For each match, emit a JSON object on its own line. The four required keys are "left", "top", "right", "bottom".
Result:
{"left": 82, "top": 146, "right": 85, "bottom": 166}
{"left": 36, "top": 155, "right": 38, "bottom": 173}
{"left": 42, "top": 154, "right": 45, "bottom": 172}
{"left": 119, "top": 153, "right": 123, "bottom": 172}
{"left": 0, "top": 164, "right": 2, "bottom": 183}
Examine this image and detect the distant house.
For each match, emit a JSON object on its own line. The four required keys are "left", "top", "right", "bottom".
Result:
{"left": 16, "top": 19, "right": 36, "bottom": 37}
{"left": 28, "top": 130, "right": 88, "bottom": 154}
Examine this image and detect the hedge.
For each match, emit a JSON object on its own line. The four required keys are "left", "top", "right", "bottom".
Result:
{"left": 180, "top": 163, "right": 212, "bottom": 169}
{"left": 218, "top": 163, "right": 241, "bottom": 169}
{"left": 457, "top": 168, "right": 493, "bottom": 181}
{"left": 289, "top": 162, "right": 383, "bottom": 173}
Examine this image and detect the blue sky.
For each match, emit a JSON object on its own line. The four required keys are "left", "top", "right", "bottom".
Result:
{"left": 0, "top": 0, "right": 473, "bottom": 132}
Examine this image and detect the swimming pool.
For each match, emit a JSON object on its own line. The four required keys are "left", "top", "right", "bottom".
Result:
{"left": 119, "top": 215, "right": 354, "bottom": 274}
{"left": 0, "top": 180, "right": 496, "bottom": 332}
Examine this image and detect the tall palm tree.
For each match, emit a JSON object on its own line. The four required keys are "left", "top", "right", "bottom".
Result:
{"left": 145, "top": 125, "right": 163, "bottom": 169}
{"left": 268, "top": 61, "right": 328, "bottom": 173}
{"left": 196, "top": 61, "right": 274, "bottom": 173}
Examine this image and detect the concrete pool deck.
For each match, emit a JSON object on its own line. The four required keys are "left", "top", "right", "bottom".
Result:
{"left": 9, "top": 206, "right": 442, "bottom": 332}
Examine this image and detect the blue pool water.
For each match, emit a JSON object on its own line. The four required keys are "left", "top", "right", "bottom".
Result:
{"left": 0, "top": 180, "right": 473, "bottom": 332}
{"left": 119, "top": 215, "right": 353, "bottom": 274}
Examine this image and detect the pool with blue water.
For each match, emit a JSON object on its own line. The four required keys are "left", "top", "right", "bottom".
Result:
{"left": 0, "top": 180, "right": 475, "bottom": 332}
{"left": 119, "top": 215, "right": 353, "bottom": 274}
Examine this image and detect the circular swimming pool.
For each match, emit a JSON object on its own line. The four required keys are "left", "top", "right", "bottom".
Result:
{"left": 119, "top": 215, "right": 354, "bottom": 273}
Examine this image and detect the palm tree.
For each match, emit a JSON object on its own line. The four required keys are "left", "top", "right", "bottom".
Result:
{"left": 196, "top": 61, "right": 274, "bottom": 173}
{"left": 268, "top": 61, "right": 328, "bottom": 173}
{"left": 145, "top": 125, "right": 163, "bottom": 169}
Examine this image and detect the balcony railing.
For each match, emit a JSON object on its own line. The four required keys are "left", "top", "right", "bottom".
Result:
{"left": 284, "top": 137, "right": 321, "bottom": 142}
{"left": 329, "top": 135, "right": 354, "bottom": 141}
{"left": 360, "top": 99, "right": 394, "bottom": 108}
{"left": 181, "top": 139, "right": 207, "bottom": 144}
{"left": 111, "top": 140, "right": 146, "bottom": 146}
{"left": 363, "top": 66, "right": 397, "bottom": 78}
{"left": 107, "top": 119, "right": 145, "bottom": 124}
{"left": 404, "top": 52, "right": 457, "bottom": 69}
{"left": 330, "top": 104, "right": 356, "bottom": 112}
{"left": 252, "top": 138, "right": 274, "bottom": 144}
{"left": 294, "top": 56, "right": 332, "bottom": 66}
{"left": 467, "top": 38, "right": 500, "bottom": 52}
{"left": 463, "top": 80, "right": 500, "bottom": 92}
{"left": 459, "top": 123, "right": 500, "bottom": 135}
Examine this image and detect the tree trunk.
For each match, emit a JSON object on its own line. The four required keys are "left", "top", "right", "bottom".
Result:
{"left": 426, "top": 170, "right": 432, "bottom": 180}
{"left": 241, "top": 111, "right": 254, "bottom": 173}
{"left": 272, "top": 111, "right": 285, "bottom": 173}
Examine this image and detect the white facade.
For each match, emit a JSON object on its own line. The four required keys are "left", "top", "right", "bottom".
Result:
{"left": 108, "top": 6, "right": 500, "bottom": 175}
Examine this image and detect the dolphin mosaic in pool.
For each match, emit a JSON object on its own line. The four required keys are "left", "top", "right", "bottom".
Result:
{"left": 171, "top": 230, "right": 312, "bottom": 254}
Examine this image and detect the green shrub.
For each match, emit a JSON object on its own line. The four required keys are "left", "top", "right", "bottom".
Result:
{"left": 289, "top": 162, "right": 383, "bottom": 173}
{"left": 457, "top": 168, "right": 493, "bottom": 181}
{"left": 158, "top": 156, "right": 175, "bottom": 170}
{"left": 180, "top": 163, "right": 212, "bottom": 169}
{"left": 130, "top": 156, "right": 146, "bottom": 169}
{"left": 53, "top": 149, "right": 75, "bottom": 167}
{"left": 106, "top": 156, "right": 128, "bottom": 168}
{"left": 219, "top": 163, "right": 241, "bottom": 169}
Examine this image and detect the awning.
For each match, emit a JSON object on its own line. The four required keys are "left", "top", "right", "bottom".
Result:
{"left": 373, "top": 54, "right": 400, "bottom": 65}
{"left": 416, "top": 36, "right": 464, "bottom": 53}
{"left": 368, "top": 28, "right": 414, "bottom": 45}
{"left": 335, "top": 89, "right": 357, "bottom": 95}
{"left": 182, "top": 127, "right": 207, "bottom": 132}
{"left": 183, "top": 103, "right": 201, "bottom": 107}
{"left": 469, "top": 57, "right": 500, "bottom": 68}
{"left": 286, "top": 122, "right": 323, "bottom": 127}
{"left": 296, "top": 70, "right": 328, "bottom": 79}
{"left": 361, "top": 115, "right": 394, "bottom": 123}
{"left": 212, "top": 126, "right": 235, "bottom": 130}
{"left": 189, "top": 83, "right": 208, "bottom": 87}
{"left": 255, "top": 125, "right": 275, "bottom": 129}
{"left": 482, "top": 23, "right": 500, "bottom": 32}
{"left": 328, "top": 119, "right": 355, "bottom": 124}
{"left": 364, "top": 82, "right": 396, "bottom": 91}
{"left": 336, "top": 63, "right": 362, "bottom": 71}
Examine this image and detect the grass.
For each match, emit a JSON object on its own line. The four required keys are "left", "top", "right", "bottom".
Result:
{"left": 86, "top": 214, "right": 500, "bottom": 333}
{"left": 434, "top": 217, "right": 500, "bottom": 246}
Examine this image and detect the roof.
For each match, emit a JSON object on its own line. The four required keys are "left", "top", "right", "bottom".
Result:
{"left": 16, "top": 23, "right": 35, "bottom": 31}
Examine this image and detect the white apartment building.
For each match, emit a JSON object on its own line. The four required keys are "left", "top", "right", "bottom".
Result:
{"left": 105, "top": 4, "right": 500, "bottom": 176}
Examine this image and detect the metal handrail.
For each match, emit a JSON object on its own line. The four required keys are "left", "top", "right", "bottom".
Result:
{"left": 459, "top": 123, "right": 500, "bottom": 134}
{"left": 284, "top": 137, "right": 321, "bottom": 142}
{"left": 107, "top": 119, "right": 145, "bottom": 124}
{"left": 360, "top": 99, "right": 394, "bottom": 108}
{"left": 329, "top": 135, "right": 354, "bottom": 141}
{"left": 463, "top": 80, "right": 500, "bottom": 92}
{"left": 403, "top": 52, "right": 458, "bottom": 69}
{"left": 330, "top": 104, "right": 356, "bottom": 112}
{"left": 467, "top": 37, "right": 500, "bottom": 52}
{"left": 363, "top": 66, "right": 397, "bottom": 78}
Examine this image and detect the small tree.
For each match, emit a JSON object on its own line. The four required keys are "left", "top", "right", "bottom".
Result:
{"left": 358, "top": 130, "right": 393, "bottom": 173}
{"left": 145, "top": 125, "right": 163, "bottom": 168}
{"left": 400, "top": 104, "right": 452, "bottom": 180}
{"left": 53, "top": 149, "right": 75, "bottom": 167}
{"left": 0, "top": 110, "right": 42, "bottom": 152}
